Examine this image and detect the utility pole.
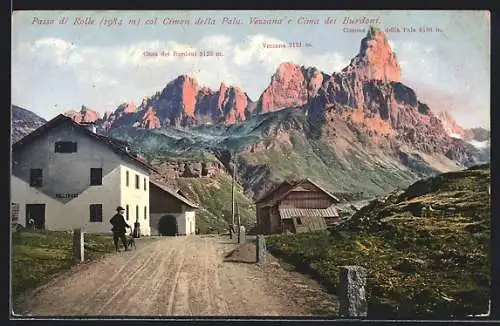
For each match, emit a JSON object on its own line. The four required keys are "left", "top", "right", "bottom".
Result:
{"left": 229, "top": 160, "right": 236, "bottom": 239}
{"left": 237, "top": 200, "right": 241, "bottom": 232}
{"left": 231, "top": 162, "right": 235, "bottom": 227}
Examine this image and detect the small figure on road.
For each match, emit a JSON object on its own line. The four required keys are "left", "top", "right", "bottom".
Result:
{"left": 110, "top": 206, "right": 131, "bottom": 252}
{"left": 28, "top": 217, "right": 35, "bottom": 229}
{"left": 133, "top": 220, "right": 141, "bottom": 238}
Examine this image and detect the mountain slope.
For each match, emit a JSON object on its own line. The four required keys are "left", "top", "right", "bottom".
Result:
{"left": 77, "top": 27, "right": 489, "bottom": 203}
{"left": 266, "top": 164, "right": 490, "bottom": 318}
{"left": 11, "top": 105, "right": 47, "bottom": 143}
{"left": 15, "top": 27, "right": 489, "bottom": 232}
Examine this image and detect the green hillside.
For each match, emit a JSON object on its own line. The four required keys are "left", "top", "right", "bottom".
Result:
{"left": 105, "top": 109, "right": 466, "bottom": 233}
{"left": 176, "top": 174, "right": 256, "bottom": 233}
{"left": 239, "top": 130, "right": 418, "bottom": 197}
{"left": 266, "top": 164, "right": 490, "bottom": 318}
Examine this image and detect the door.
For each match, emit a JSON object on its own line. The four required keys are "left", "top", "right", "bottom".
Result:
{"left": 26, "top": 204, "right": 46, "bottom": 230}
{"left": 158, "top": 215, "right": 178, "bottom": 236}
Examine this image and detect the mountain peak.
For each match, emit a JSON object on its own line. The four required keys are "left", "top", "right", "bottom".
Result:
{"left": 437, "top": 110, "right": 471, "bottom": 140}
{"left": 343, "top": 26, "right": 401, "bottom": 83}
{"left": 64, "top": 106, "right": 100, "bottom": 123}
{"left": 259, "top": 62, "right": 311, "bottom": 113}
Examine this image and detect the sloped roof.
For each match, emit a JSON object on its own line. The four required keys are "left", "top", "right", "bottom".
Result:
{"left": 256, "top": 178, "right": 340, "bottom": 206}
{"left": 291, "top": 215, "right": 328, "bottom": 233}
{"left": 149, "top": 180, "right": 199, "bottom": 209}
{"left": 279, "top": 205, "right": 339, "bottom": 219}
{"left": 254, "top": 180, "right": 295, "bottom": 204}
{"left": 12, "top": 114, "right": 158, "bottom": 173}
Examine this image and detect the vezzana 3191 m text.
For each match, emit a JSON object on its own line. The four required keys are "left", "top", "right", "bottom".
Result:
{"left": 262, "top": 42, "right": 313, "bottom": 49}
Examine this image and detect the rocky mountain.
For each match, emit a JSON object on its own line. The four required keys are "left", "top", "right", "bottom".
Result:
{"left": 86, "top": 28, "right": 485, "bottom": 167}
{"left": 438, "top": 111, "right": 490, "bottom": 142}
{"left": 65, "top": 105, "right": 101, "bottom": 124}
{"left": 11, "top": 105, "right": 46, "bottom": 143}
{"left": 87, "top": 76, "right": 257, "bottom": 131}
{"left": 437, "top": 110, "right": 490, "bottom": 163}
{"left": 13, "top": 27, "right": 489, "bottom": 225}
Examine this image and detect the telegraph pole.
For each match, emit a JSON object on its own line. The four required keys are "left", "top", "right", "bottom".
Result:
{"left": 237, "top": 200, "right": 241, "bottom": 231}
{"left": 231, "top": 162, "right": 235, "bottom": 227}
{"left": 229, "top": 160, "right": 236, "bottom": 239}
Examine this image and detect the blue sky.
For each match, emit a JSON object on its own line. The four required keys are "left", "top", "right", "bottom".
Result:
{"left": 12, "top": 10, "right": 490, "bottom": 128}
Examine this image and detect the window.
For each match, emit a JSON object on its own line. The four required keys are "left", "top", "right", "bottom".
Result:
{"left": 55, "top": 141, "right": 77, "bottom": 153}
{"left": 296, "top": 218, "right": 302, "bottom": 225}
{"left": 126, "top": 205, "right": 129, "bottom": 220}
{"left": 126, "top": 171, "right": 129, "bottom": 187}
{"left": 30, "top": 168, "right": 43, "bottom": 187}
{"left": 90, "top": 204, "right": 103, "bottom": 222}
{"left": 135, "top": 174, "right": 140, "bottom": 189}
{"left": 144, "top": 178, "right": 147, "bottom": 191}
{"left": 144, "top": 206, "right": 147, "bottom": 220}
{"left": 136, "top": 205, "right": 139, "bottom": 221}
{"left": 90, "top": 168, "right": 103, "bottom": 186}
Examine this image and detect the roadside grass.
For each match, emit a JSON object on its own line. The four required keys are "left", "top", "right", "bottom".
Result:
{"left": 265, "top": 164, "right": 490, "bottom": 319}
{"left": 11, "top": 229, "right": 115, "bottom": 300}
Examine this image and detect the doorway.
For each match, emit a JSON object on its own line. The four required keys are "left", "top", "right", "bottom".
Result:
{"left": 26, "top": 204, "right": 46, "bottom": 230}
{"left": 158, "top": 215, "right": 178, "bottom": 236}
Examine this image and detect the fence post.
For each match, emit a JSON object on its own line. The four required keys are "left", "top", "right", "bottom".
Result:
{"left": 256, "top": 234, "right": 266, "bottom": 264}
{"left": 338, "top": 266, "right": 367, "bottom": 318}
{"left": 72, "top": 228, "right": 84, "bottom": 263}
{"left": 238, "top": 226, "right": 246, "bottom": 244}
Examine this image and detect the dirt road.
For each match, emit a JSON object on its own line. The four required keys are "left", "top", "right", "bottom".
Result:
{"left": 15, "top": 236, "right": 338, "bottom": 317}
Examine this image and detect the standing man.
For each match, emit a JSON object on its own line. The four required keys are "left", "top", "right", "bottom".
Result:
{"left": 110, "top": 206, "right": 131, "bottom": 252}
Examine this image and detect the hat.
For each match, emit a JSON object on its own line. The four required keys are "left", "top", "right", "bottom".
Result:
{"left": 116, "top": 206, "right": 125, "bottom": 211}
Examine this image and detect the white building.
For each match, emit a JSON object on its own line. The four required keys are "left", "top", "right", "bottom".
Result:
{"left": 11, "top": 115, "right": 158, "bottom": 235}
{"left": 149, "top": 180, "right": 198, "bottom": 236}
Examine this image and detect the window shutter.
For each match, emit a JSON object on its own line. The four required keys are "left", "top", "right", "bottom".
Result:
{"left": 90, "top": 204, "right": 103, "bottom": 222}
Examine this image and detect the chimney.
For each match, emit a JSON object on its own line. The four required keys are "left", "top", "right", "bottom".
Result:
{"left": 81, "top": 122, "right": 97, "bottom": 133}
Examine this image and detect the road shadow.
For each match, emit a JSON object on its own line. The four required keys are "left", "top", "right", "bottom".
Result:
{"left": 223, "top": 259, "right": 257, "bottom": 264}
{"left": 223, "top": 243, "right": 259, "bottom": 264}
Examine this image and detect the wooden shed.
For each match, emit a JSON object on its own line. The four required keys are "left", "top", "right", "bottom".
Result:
{"left": 255, "top": 178, "right": 340, "bottom": 235}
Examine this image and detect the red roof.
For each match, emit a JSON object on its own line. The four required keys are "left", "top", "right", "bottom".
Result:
{"left": 12, "top": 114, "right": 158, "bottom": 173}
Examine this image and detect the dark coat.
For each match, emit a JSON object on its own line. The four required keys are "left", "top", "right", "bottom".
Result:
{"left": 110, "top": 213, "right": 130, "bottom": 234}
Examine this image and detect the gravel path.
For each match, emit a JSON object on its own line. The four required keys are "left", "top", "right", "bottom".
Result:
{"left": 15, "top": 235, "right": 338, "bottom": 317}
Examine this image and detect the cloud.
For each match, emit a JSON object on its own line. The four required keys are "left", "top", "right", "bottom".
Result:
{"left": 12, "top": 34, "right": 348, "bottom": 117}
{"left": 389, "top": 40, "right": 439, "bottom": 84}
{"left": 387, "top": 40, "right": 489, "bottom": 129}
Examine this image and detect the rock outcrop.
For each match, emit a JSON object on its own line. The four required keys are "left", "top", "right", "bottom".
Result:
{"left": 257, "top": 64, "right": 326, "bottom": 114}
{"left": 64, "top": 106, "right": 100, "bottom": 123}
{"left": 342, "top": 26, "right": 401, "bottom": 83}
{"left": 259, "top": 63, "right": 310, "bottom": 113}
{"left": 151, "top": 160, "right": 225, "bottom": 179}
{"left": 98, "top": 76, "right": 254, "bottom": 129}
{"left": 438, "top": 111, "right": 473, "bottom": 140}
{"left": 140, "top": 107, "right": 161, "bottom": 129}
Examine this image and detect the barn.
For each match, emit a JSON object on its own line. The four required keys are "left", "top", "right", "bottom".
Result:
{"left": 255, "top": 178, "right": 340, "bottom": 235}
{"left": 149, "top": 180, "right": 199, "bottom": 236}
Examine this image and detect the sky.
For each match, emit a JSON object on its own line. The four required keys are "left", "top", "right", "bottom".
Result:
{"left": 12, "top": 10, "right": 490, "bottom": 128}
